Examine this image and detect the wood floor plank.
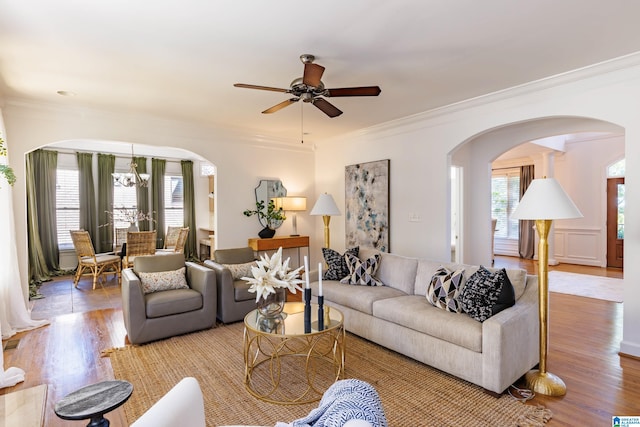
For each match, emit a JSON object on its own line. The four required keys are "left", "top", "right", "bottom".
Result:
{"left": 2, "top": 259, "right": 639, "bottom": 426}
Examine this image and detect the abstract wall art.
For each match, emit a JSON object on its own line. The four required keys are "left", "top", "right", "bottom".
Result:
{"left": 345, "top": 159, "right": 390, "bottom": 252}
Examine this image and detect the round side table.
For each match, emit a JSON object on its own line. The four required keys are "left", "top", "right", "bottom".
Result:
{"left": 54, "top": 380, "right": 133, "bottom": 427}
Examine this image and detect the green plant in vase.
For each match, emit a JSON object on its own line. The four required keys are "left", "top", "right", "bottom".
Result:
{"left": 0, "top": 135, "right": 16, "bottom": 188}
{"left": 243, "top": 200, "right": 286, "bottom": 238}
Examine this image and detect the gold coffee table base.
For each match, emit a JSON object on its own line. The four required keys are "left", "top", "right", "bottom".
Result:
{"left": 243, "top": 303, "right": 345, "bottom": 405}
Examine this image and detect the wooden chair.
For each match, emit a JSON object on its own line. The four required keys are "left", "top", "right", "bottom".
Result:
{"left": 69, "top": 230, "right": 121, "bottom": 290}
{"left": 123, "top": 231, "right": 157, "bottom": 269}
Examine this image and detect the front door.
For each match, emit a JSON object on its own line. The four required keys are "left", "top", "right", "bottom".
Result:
{"left": 606, "top": 178, "right": 624, "bottom": 268}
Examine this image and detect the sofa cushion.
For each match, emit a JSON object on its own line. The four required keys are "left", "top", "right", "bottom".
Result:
{"left": 322, "top": 247, "right": 359, "bottom": 280}
{"left": 145, "top": 288, "right": 203, "bottom": 318}
{"left": 340, "top": 253, "right": 383, "bottom": 286}
{"left": 372, "top": 295, "right": 483, "bottom": 352}
{"left": 375, "top": 252, "right": 419, "bottom": 294}
{"left": 459, "top": 266, "right": 505, "bottom": 322}
{"left": 138, "top": 267, "right": 189, "bottom": 294}
{"left": 223, "top": 261, "right": 256, "bottom": 280}
{"left": 233, "top": 279, "right": 255, "bottom": 302}
{"left": 313, "top": 280, "right": 406, "bottom": 315}
{"left": 414, "top": 259, "right": 448, "bottom": 296}
{"left": 426, "top": 266, "right": 466, "bottom": 313}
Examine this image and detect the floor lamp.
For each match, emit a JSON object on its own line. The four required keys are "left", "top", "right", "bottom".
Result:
{"left": 510, "top": 177, "right": 582, "bottom": 396}
{"left": 310, "top": 193, "right": 341, "bottom": 248}
{"left": 274, "top": 196, "right": 307, "bottom": 236}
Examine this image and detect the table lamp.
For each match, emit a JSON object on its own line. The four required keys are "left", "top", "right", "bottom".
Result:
{"left": 274, "top": 196, "right": 307, "bottom": 236}
{"left": 310, "top": 193, "right": 341, "bottom": 248}
{"left": 510, "top": 177, "right": 582, "bottom": 396}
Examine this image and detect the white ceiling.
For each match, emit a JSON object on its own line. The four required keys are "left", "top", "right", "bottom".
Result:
{"left": 2, "top": 1, "right": 640, "bottom": 146}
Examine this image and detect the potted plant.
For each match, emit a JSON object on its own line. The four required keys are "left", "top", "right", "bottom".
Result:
{"left": 243, "top": 200, "right": 286, "bottom": 238}
{"left": 0, "top": 135, "right": 16, "bottom": 188}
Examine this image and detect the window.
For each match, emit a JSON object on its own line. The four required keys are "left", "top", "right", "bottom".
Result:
{"left": 55, "top": 164, "right": 185, "bottom": 248}
{"left": 164, "top": 175, "right": 184, "bottom": 227}
{"left": 491, "top": 169, "right": 520, "bottom": 239}
{"left": 56, "top": 169, "right": 79, "bottom": 248}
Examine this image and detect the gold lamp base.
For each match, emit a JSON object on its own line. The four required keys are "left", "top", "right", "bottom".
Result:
{"left": 525, "top": 369, "right": 566, "bottom": 396}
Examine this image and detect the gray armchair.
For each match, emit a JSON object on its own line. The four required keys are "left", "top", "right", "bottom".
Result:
{"left": 122, "top": 253, "right": 216, "bottom": 344}
{"left": 204, "top": 247, "right": 258, "bottom": 324}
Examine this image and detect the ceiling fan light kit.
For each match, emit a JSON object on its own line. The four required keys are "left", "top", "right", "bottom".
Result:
{"left": 234, "top": 54, "right": 381, "bottom": 119}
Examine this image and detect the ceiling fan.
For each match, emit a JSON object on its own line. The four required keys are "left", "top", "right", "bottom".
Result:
{"left": 234, "top": 54, "right": 381, "bottom": 118}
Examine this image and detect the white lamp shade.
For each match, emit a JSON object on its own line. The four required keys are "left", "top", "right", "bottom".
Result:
{"left": 274, "top": 196, "right": 307, "bottom": 211}
{"left": 510, "top": 177, "right": 583, "bottom": 220}
{"left": 310, "top": 193, "right": 341, "bottom": 216}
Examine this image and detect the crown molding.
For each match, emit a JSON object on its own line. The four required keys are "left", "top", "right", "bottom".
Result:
{"left": 340, "top": 51, "right": 640, "bottom": 142}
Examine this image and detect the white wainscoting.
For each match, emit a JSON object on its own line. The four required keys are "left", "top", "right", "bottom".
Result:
{"left": 494, "top": 238, "right": 519, "bottom": 257}
{"left": 553, "top": 226, "right": 604, "bottom": 267}
{"left": 493, "top": 226, "right": 605, "bottom": 267}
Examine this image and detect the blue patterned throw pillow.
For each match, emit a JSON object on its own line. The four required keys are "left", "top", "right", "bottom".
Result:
{"left": 427, "top": 266, "right": 466, "bottom": 313}
{"left": 322, "top": 247, "right": 359, "bottom": 280}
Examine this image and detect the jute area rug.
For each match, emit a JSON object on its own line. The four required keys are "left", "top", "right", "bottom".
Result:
{"left": 106, "top": 322, "right": 551, "bottom": 427}
{"left": 548, "top": 270, "right": 623, "bottom": 302}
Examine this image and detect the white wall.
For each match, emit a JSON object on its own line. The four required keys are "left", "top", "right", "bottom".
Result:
{"left": 1, "top": 102, "right": 316, "bottom": 297}
{"left": 314, "top": 55, "right": 640, "bottom": 357}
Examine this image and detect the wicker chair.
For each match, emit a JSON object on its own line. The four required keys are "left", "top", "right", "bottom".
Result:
{"left": 157, "top": 227, "right": 189, "bottom": 255}
{"left": 69, "top": 230, "right": 121, "bottom": 289}
{"left": 164, "top": 226, "right": 182, "bottom": 249}
{"left": 123, "top": 231, "right": 157, "bottom": 269}
{"left": 114, "top": 227, "right": 128, "bottom": 250}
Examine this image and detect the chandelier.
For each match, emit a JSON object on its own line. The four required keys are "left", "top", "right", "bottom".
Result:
{"left": 112, "top": 145, "right": 150, "bottom": 188}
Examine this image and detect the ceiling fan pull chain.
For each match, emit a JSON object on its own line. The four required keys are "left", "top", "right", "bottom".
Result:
{"left": 301, "top": 101, "right": 304, "bottom": 144}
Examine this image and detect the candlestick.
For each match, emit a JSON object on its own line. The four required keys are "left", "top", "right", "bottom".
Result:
{"left": 304, "top": 288, "right": 311, "bottom": 333}
{"left": 317, "top": 295, "right": 324, "bottom": 330}
{"left": 304, "top": 255, "right": 310, "bottom": 289}
{"left": 318, "top": 262, "right": 323, "bottom": 296}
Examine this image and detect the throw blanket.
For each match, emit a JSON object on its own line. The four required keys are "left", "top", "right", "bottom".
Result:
{"left": 276, "top": 379, "right": 387, "bottom": 427}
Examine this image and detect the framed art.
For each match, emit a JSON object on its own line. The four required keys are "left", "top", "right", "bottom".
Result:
{"left": 345, "top": 159, "right": 390, "bottom": 252}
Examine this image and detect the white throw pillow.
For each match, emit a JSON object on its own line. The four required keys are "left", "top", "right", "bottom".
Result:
{"left": 223, "top": 261, "right": 256, "bottom": 280}
{"left": 139, "top": 267, "right": 189, "bottom": 294}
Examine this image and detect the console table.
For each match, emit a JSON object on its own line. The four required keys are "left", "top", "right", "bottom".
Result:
{"left": 248, "top": 235, "right": 309, "bottom": 268}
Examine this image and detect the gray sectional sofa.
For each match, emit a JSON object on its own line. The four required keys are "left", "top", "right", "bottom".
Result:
{"left": 308, "top": 248, "right": 539, "bottom": 394}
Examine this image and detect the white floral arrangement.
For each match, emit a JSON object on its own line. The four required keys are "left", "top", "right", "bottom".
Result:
{"left": 242, "top": 247, "right": 304, "bottom": 302}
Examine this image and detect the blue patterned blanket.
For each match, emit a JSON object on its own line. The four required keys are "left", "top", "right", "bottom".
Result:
{"left": 280, "top": 379, "right": 387, "bottom": 427}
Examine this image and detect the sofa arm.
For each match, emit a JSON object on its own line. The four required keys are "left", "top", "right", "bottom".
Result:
{"left": 481, "top": 276, "right": 540, "bottom": 394}
{"left": 121, "top": 268, "right": 148, "bottom": 340}
{"left": 204, "top": 260, "right": 236, "bottom": 304}
{"left": 186, "top": 261, "right": 217, "bottom": 313}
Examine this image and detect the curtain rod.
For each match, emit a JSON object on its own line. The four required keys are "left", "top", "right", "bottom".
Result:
{"left": 52, "top": 147, "right": 188, "bottom": 163}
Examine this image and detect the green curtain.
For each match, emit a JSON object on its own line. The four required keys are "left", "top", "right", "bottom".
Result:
{"left": 134, "top": 156, "right": 151, "bottom": 231}
{"left": 151, "top": 158, "right": 166, "bottom": 248}
{"left": 77, "top": 152, "right": 97, "bottom": 242}
{"left": 97, "top": 153, "right": 115, "bottom": 253}
{"left": 26, "top": 149, "right": 59, "bottom": 282}
{"left": 181, "top": 160, "right": 197, "bottom": 260}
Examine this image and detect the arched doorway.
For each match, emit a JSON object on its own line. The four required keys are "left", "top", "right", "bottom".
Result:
{"left": 450, "top": 116, "right": 624, "bottom": 267}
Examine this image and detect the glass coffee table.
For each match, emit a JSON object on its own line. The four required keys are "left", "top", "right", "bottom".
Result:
{"left": 243, "top": 301, "right": 345, "bottom": 405}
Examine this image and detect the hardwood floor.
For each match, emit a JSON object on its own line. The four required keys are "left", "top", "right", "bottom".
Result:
{"left": 2, "top": 257, "right": 638, "bottom": 426}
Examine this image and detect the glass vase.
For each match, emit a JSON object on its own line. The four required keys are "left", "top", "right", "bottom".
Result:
{"left": 257, "top": 289, "right": 285, "bottom": 318}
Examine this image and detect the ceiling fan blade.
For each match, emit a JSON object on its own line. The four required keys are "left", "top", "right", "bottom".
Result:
{"left": 262, "top": 98, "right": 299, "bottom": 114}
{"left": 325, "top": 86, "right": 382, "bottom": 97}
{"left": 312, "top": 98, "right": 343, "bottom": 118}
{"left": 234, "top": 83, "right": 289, "bottom": 93}
{"left": 303, "top": 63, "right": 325, "bottom": 87}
